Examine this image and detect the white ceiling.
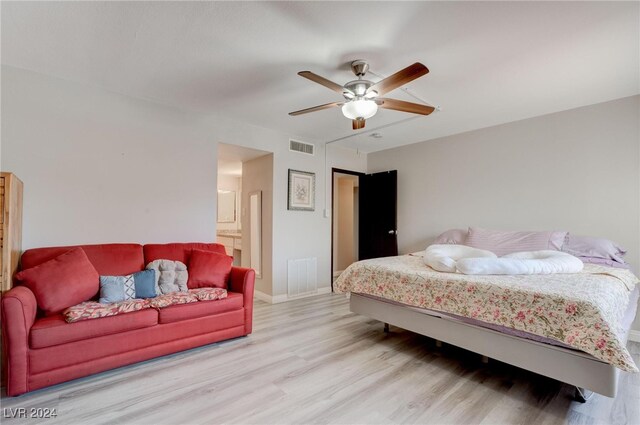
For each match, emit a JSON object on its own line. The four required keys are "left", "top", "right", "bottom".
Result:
{"left": 2, "top": 2, "right": 638, "bottom": 152}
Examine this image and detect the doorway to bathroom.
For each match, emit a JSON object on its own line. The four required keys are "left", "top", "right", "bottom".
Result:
{"left": 331, "top": 168, "right": 399, "bottom": 288}
{"left": 216, "top": 143, "right": 272, "bottom": 292}
{"left": 331, "top": 168, "right": 362, "bottom": 283}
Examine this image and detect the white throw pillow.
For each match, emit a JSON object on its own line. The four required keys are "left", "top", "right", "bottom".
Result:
{"left": 457, "top": 250, "right": 584, "bottom": 275}
{"left": 424, "top": 244, "right": 497, "bottom": 273}
{"left": 145, "top": 259, "right": 188, "bottom": 295}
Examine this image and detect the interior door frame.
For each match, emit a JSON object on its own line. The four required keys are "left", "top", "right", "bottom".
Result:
{"left": 331, "top": 168, "right": 365, "bottom": 292}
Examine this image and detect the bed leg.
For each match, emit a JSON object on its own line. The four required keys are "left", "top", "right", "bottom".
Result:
{"left": 435, "top": 340, "right": 443, "bottom": 348}
{"left": 383, "top": 323, "right": 390, "bottom": 333}
{"left": 481, "top": 355, "right": 489, "bottom": 364}
{"left": 574, "top": 387, "right": 593, "bottom": 403}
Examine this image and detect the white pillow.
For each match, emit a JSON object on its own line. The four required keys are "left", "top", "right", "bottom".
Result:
{"left": 457, "top": 250, "right": 583, "bottom": 275}
{"left": 146, "top": 259, "right": 188, "bottom": 295}
{"left": 424, "top": 244, "right": 497, "bottom": 273}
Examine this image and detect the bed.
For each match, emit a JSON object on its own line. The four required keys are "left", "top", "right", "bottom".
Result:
{"left": 334, "top": 254, "right": 639, "bottom": 400}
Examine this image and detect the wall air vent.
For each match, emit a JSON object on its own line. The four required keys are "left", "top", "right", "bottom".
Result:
{"left": 289, "top": 139, "right": 315, "bottom": 155}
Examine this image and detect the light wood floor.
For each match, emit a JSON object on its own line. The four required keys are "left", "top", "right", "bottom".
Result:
{"left": 2, "top": 294, "right": 639, "bottom": 425}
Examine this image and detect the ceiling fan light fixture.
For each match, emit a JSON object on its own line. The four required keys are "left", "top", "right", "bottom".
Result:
{"left": 364, "top": 90, "right": 378, "bottom": 99}
{"left": 290, "top": 61, "right": 432, "bottom": 129}
{"left": 341, "top": 99, "right": 378, "bottom": 120}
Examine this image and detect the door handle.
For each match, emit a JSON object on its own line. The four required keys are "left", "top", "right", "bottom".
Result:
{"left": 388, "top": 230, "right": 397, "bottom": 235}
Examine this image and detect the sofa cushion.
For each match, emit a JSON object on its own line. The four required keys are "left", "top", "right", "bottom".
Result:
{"left": 143, "top": 243, "right": 226, "bottom": 265}
{"left": 31, "top": 308, "right": 158, "bottom": 349}
{"left": 21, "top": 244, "right": 145, "bottom": 276}
{"left": 158, "top": 292, "right": 243, "bottom": 324}
{"left": 189, "top": 287, "right": 228, "bottom": 301}
{"left": 64, "top": 299, "right": 152, "bottom": 322}
{"left": 16, "top": 248, "right": 100, "bottom": 315}
{"left": 28, "top": 310, "right": 246, "bottom": 376}
{"left": 188, "top": 249, "right": 233, "bottom": 289}
{"left": 148, "top": 291, "right": 198, "bottom": 309}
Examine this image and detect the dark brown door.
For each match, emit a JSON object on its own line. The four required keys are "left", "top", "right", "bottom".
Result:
{"left": 359, "top": 170, "right": 398, "bottom": 260}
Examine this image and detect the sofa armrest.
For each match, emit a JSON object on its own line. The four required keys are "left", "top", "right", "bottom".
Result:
{"left": 1, "top": 286, "right": 38, "bottom": 396}
{"left": 228, "top": 267, "right": 255, "bottom": 335}
{"left": 229, "top": 267, "right": 255, "bottom": 300}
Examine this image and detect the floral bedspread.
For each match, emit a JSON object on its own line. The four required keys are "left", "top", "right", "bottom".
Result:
{"left": 334, "top": 255, "right": 639, "bottom": 372}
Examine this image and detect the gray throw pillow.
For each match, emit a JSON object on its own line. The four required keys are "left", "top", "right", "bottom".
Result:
{"left": 145, "top": 259, "right": 188, "bottom": 295}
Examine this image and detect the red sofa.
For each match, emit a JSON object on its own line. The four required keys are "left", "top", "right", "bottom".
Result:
{"left": 1, "top": 242, "right": 255, "bottom": 396}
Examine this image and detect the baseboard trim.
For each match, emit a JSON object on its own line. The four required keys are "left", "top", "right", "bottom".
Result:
{"left": 254, "top": 287, "right": 332, "bottom": 304}
{"left": 628, "top": 330, "right": 640, "bottom": 343}
{"left": 254, "top": 291, "right": 288, "bottom": 304}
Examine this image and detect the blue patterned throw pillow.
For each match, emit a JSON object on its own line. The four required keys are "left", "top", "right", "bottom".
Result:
{"left": 99, "top": 276, "right": 129, "bottom": 304}
{"left": 99, "top": 270, "right": 157, "bottom": 304}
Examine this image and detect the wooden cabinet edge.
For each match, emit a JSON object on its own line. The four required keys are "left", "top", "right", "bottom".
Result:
{"left": 0, "top": 172, "right": 23, "bottom": 294}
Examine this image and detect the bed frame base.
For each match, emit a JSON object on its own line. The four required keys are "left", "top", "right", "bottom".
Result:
{"left": 574, "top": 387, "right": 594, "bottom": 403}
{"left": 351, "top": 293, "right": 619, "bottom": 398}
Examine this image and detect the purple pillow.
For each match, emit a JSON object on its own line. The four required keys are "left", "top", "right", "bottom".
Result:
{"left": 434, "top": 229, "right": 468, "bottom": 245}
{"left": 562, "top": 235, "right": 627, "bottom": 263}
{"left": 577, "top": 256, "right": 630, "bottom": 270}
{"left": 466, "top": 227, "right": 568, "bottom": 257}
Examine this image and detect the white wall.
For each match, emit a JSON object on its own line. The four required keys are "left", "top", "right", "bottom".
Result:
{"left": 368, "top": 95, "right": 640, "bottom": 329}
{"left": 0, "top": 66, "right": 368, "bottom": 298}
{"left": 1, "top": 66, "right": 218, "bottom": 246}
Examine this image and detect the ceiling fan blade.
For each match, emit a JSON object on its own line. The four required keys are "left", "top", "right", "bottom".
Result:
{"left": 298, "top": 71, "right": 346, "bottom": 94}
{"left": 378, "top": 98, "right": 435, "bottom": 115}
{"left": 352, "top": 119, "right": 366, "bottom": 130}
{"left": 368, "top": 63, "right": 429, "bottom": 96}
{"left": 289, "top": 102, "right": 343, "bottom": 116}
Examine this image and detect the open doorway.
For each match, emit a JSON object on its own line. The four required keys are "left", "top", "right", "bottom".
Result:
{"left": 331, "top": 168, "right": 363, "bottom": 284}
{"left": 331, "top": 168, "right": 399, "bottom": 289}
{"left": 217, "top": 143, "right": 272, "bottom": 297}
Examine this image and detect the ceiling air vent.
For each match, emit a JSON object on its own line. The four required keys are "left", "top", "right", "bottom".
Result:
{"left": 289, "top": 139, "right": 314, "bottom": 156}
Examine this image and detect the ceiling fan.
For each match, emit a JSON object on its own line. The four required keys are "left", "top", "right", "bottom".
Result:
{"left": 289, "top": 60, "right": 435, "bottom": 130}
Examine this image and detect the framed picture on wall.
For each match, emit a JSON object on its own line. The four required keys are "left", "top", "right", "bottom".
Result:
{"left": 288, "top": 169, "right": 315, "bottom": 211}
